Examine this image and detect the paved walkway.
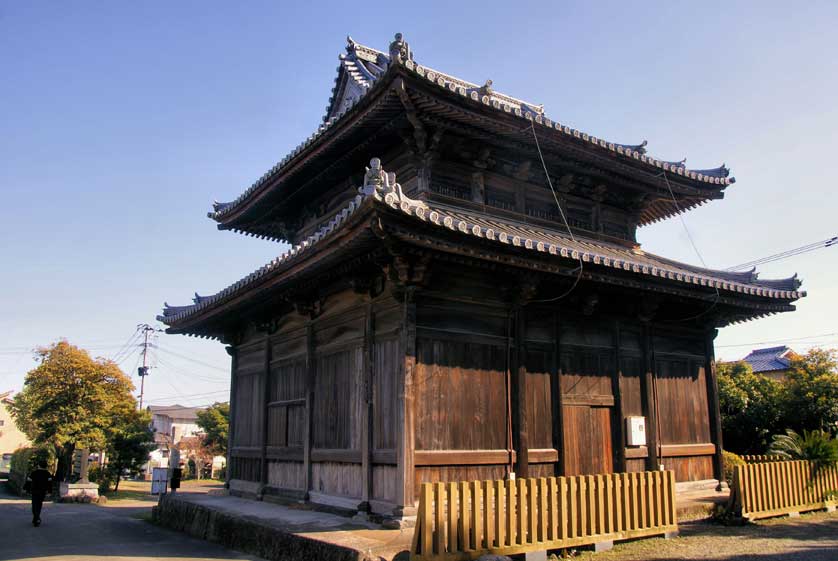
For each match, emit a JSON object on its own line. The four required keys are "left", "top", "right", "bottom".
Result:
{"left": 0, "top": 487, "right": 266, "bottom": 561}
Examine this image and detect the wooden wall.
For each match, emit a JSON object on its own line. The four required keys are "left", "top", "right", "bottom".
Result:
{"left": 227, "top": 264, "right": 722, "bottom": 517}
{"left": 227, "top": 286, "right": 403, "bottom": 513}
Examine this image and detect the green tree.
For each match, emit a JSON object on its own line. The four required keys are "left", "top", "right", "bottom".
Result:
{"left": 195, "top": 402, "right": 229, "bottom": 456}
{"left": 717, "top": 360, "right": 785, "bottom": 454}
{"left": 768, "top": 428, "right": 838, "bottom": 465}
{"left": 9, "top": 341, "right": 137, "bottom": 481}
{"left": 103, "top": 408, "right": 155, "bottom": 492}
{"left": 783, "top": 348, "right": 838, "bottom": 434}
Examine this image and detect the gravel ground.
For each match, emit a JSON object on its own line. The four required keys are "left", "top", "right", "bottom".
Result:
{"left": 575, "top": 510, "right": 838, "bottom": 561}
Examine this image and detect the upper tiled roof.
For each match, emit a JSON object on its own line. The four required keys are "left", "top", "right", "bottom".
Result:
{"left": 208, "top": 34, "right": 734, "bottom": 225}
{"left": 148, "top": 404, "right": 202, "bottom": 420}
{"left": 162, "top": 159, "right": 800, "bottom": 330}
{"left": 742, "top": 346, "right": 795, "bottom": 373}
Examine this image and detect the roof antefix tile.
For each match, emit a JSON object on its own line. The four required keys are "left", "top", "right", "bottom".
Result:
{"left": 161, "top": 159, "right": 801, "bottom": 331}
{"left": 208, "top": 34, "right": 734, "bottom": 225}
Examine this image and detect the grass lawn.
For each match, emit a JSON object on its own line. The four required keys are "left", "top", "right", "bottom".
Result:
{"left": 103, "top": 478, "right": 224, "bottom": 501}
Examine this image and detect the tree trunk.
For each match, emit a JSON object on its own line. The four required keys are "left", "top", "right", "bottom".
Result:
{"left": 114, "top": 474, "right": 121, "bottom": 493}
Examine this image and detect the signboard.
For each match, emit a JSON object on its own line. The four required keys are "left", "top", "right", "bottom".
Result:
{"left": 151, "top": 467, "right": 168, "bottom": 495}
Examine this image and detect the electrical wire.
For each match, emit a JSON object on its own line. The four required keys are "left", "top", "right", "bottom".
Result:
{"left": 155, "top": 346, "right": 229, "bottom": 373}
{"left": 527, "top": 120, "right": 584, "bottom": 302}
{"left": 725, "top": 236, "right": 837, "bottom": 271}
{"left": 716, "top": 332, "right": 838, "bottom": 348}
{"left": 658, "top": 170, "right": 720, "bottom": 323}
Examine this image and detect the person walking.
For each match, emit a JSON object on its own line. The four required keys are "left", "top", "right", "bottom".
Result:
{"left": 24, "top": 460, "right": 53, "bottom": 527}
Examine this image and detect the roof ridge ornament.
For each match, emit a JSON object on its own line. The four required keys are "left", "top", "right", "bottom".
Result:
{"left": 388, "top": 33, "right": 413, "bottom": 65}
{"left": 359, "top": 158, "right": 425, "bottom": 211}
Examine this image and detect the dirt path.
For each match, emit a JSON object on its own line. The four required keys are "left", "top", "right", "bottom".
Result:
{"left": 577, "top": 510, "right": 838, "bottom": 561}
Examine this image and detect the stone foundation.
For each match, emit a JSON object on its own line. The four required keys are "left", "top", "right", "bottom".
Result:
{"left": 152, "top": 494, "right": 370, "bottom": 561}
{"left": 59, "top": 482, "right": 99, "bottom": 502}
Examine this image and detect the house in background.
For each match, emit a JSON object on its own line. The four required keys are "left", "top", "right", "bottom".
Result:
{"left": 742, "top": 346, "right": 798, "bottom": 381}
{"left": 0, "top": 391, "right": 31, "bottom": 475}
{"left": 145, "top": 404, "right": 225, "bottom": 478}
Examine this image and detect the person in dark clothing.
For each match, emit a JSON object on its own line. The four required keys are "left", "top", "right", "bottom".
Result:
{"left": 25, "top": 461, "right": 53, "bottom": 527}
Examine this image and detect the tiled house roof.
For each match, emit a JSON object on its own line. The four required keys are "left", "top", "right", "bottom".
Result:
{"left": 742, "top": 346, "right": 795, "bottom": 373}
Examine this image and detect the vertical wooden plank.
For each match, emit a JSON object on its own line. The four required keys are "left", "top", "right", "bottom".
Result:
{"left": 434, "top": 482, "right": 445, "bottom": 556}
{"left": 224, "top": 346, "right": 238, "bottom": 489}
{"left": 471, "top": 481, "right": 482, "bottom": 551}
{"left": 483, "top": 481, "right": 494, "bottom": 550}
{"left": 568, "top": 476, "right": 577, "bottom": 539}
{"left": 507, "top": 479, "right": 517, "bottom": 546}
{"left": 604, "top": 473, "right": 614, "bottom": 535}
{"left": 595, "top": 474, "right": 605, "bottom": 536}
{"left": 668, "top": 470, "right": 677, "bottom": 525}
{"left": 539, "top": 477, "right": 548, "bottom": 543}
{"left": 548, "top": 477, "right": 558, "bottom": 542}
{"left": 496, "top": 480, "right": 506, "bottom": 547}
{"left": 528, "top": 478, "right": 538, "bottom": 543}
{"left": 554, "top": 313, "right": 566, "bottom": 477}
{"left": 260, "top": 334, "right": 272, "bottom": 489}
{"left": 631, "top": 472, "right": 640, "bottom": 531}
{"left": 459, "top": 481, "right": 471, "bottom": 551}
{"left": 587, "top": 475, "right": 597, "bottom": 537}
{"left": 614, "top": 474, "right": 624, "bottom": 533}
{"left": 448, "top": 481, "right": 458, "bottom": 554}
{"left": 421, "top": 484, "right": 433, "bottom": 556}
{"left": 655, "top": 470, "right": 664, "bottom": 527}
{"left": 578, "top": 476, "right": 588, "bottom": 538}
{"left": 395, "top": 297, "right": 417, "bottom": 517}
{"left": 517, "top": 478, "right": 527, "bottom": 545}
{"left": 639, "top": 471, "right": 648, "bottom": 528}
{"left": 559, "top": 477, "right": 568, "bottom": 541}
{"left": 621, "top": 473, "right": 631, "bottom": 531}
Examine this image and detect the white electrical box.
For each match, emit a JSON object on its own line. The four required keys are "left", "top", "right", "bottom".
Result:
{"left": 626, "top": 416, "right": 647, "bottom": 446}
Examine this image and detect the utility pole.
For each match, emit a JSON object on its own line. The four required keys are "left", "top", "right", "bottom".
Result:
{"left": 137, "top": 323, "right": 161, "bottom": 409}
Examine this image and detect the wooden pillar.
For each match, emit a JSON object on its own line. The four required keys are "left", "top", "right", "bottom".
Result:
{"left": 395, "top": 291, "right": 416, "bottom": 516}
{"left": 550, "top": 311, "right": 563, "bottom": 477}
{"left": 641, "top": 324, "right": 659, "bottom": 471}
{"left": 225, "top": 345, "right": 238, "bottom": 488}
{"left": 704, "top": 329, "right": 725, "bottom": 486}
{"left": 554, "top": 312, "right": 567, "bottom": 476}
{"left": 360, "top": 304, "right": 374, "bottom": 512}
{"left": 512, "top": 307, "right": 529, "bottom": 478}
{"left": 612, "top": 321, "right": 626, "bottom": 473}
{"left": 303, "top": 323, "right": 315, "bottom": 499}
{"left": 259, "top": 334, "right": 272, "bottom": 495}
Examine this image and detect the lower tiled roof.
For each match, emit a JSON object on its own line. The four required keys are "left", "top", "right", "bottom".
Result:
{"left": 160, "top": 160, "right": 804, "bottom": 328}
{"left": 742, "top": 346, "right": 794, "bottom": 373}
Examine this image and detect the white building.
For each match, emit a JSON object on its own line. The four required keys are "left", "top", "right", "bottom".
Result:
{"left": 145, "top": 404, "right": 225, "bottom": 478}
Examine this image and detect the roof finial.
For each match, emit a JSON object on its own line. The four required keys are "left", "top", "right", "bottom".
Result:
{"left": 389, "top": 32, "right": 412, "bottom": 64}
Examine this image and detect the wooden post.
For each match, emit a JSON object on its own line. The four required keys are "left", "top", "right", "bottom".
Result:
{"left": 259, "top": 334, "right": 272, "bottom": 495}
{"left": 612, "top": 321, "right": 626, "bottom": 473}
{"left": 303, "top": 323, "right": 315, "bottom": 499}
{"left": 641, "top": 324, "right": 659, "bottom": 471}
{"left": 555, "top": 312, "right": 567, "bottom": 476}
{"left": 395, "top": 290, "right": 417, "bottom": 517}
{"left": 225, "top": 345, "right": 238, "bottom": 488}
{"left": 550, "top": 311, "right": 562, "bottom": 477}
{"left": 704, "top": 328, "right": 725, "bottom": 487}
{"left": 360, "top": 304, "right": 374, "bottom": 512}
{"left": 512, "top": 306, "right": 529, "bottom": 478}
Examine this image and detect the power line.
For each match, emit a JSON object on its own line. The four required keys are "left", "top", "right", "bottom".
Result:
{"left": 155, "top": 346, "right": 228, "bottom": 373}
{"left": 725, "top": 235, "right": 837, "bottom": 271}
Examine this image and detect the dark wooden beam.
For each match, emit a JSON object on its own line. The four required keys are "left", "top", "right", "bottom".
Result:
{"left": 550, "top": 311, "right": 562, "bottom": 477}
{"left": 512, "top": 307, "right": 528, "bottom": 478}
{"left": 612, "top": 320, "right": 626, "bottom": 473}
{"left": 303, "top": 323, "right": 315, "bottom": 499}
{"left": 259, "top": 334, "right": 272, "bottom": 495}
{"left": 705, "top": 329, "right": 725, "bottom": 488}
{"left": 555, "top": 312, "right": 567, "bottom": 476}
{"left": 641, "top": 324, "right": 660, "bottom": 471}
{"left": 360, "top": 303, "right": 374, "bottom": 512}
{"left": 395, "top": 290, "right": 417, "bottom": 515}
{"left": 224, "top": 345, "right": 238, "bottom": 488}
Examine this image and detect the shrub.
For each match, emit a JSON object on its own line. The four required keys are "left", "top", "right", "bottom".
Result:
{"left": 722, "top": 450, "right": 746, "bottom": 485}
{"left": 768, "top": 429, "right": 838, "bottom": 465}
{"left": 7, "top": 446, "right": 56, "bottom": 495}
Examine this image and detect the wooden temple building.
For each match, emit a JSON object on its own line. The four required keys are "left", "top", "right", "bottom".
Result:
{"left": 159, "top": 34, "right": 804, "bottom": 524}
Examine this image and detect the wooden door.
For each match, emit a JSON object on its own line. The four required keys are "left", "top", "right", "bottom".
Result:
{"left": 562, "top": 404, "right": 614, "bottom": 476}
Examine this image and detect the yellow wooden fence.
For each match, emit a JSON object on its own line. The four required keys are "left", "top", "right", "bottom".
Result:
{"left": 411, "top": 471, "right": 678, "bottom": 561}
{"left": 731, "top": 460, "right": 838, "bottom": 520}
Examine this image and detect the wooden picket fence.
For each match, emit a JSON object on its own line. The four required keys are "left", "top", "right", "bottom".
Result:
{"left": 411, "top": 471, "right": 678, "bottom": 560}
{"left": 742, "top": 455, "right": 784, "bottom": 464}
{"left": 730, "top": 460, "right": 838, "bottom": 520}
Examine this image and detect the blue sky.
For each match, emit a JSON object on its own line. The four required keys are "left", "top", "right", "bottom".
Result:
{"left": 2, "top": 1, "right": 836, "bottom": 405}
